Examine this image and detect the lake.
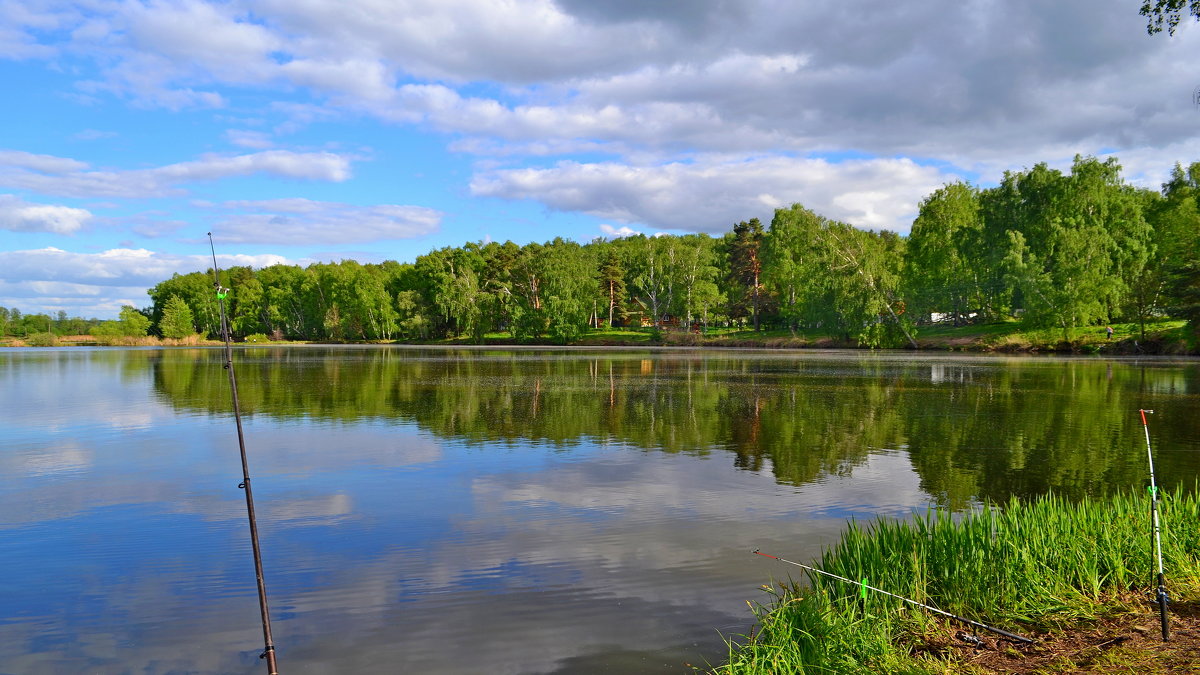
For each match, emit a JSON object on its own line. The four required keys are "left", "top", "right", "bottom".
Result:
{"left": 1, "top": 346, "right": 1198, "bottom": 674}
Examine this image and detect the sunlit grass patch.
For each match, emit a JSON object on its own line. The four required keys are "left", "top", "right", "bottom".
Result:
{"left": 718, "top": 490, "right": 1200, "bottom": 674}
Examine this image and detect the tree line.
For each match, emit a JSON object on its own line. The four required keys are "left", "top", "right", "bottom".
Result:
{"left": 0, "top": 306, "right": 103, "bottom": 339}
{"left": 5, "top": 156, "right": 1197, "bottom": 347}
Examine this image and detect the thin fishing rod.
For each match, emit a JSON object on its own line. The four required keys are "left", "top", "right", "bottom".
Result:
{"left": 208, "top": 233, "right": 280, "bottom": 674}
{"left": 1140, "top": 408, "right": 1170, "bottom": 641}
{"left": 752, "top": 550, "right": 1034, "bottom": 644}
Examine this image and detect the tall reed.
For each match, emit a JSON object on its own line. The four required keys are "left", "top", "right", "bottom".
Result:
{"left": 720, "top": 490, "right": 1200, "bottom": 673}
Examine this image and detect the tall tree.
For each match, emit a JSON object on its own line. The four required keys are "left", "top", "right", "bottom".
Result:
{"left": 257, "top": 264, "right": 308, "bottom": 339}
{"left": 596, "top": 246, "right": 627, "bottom": 328}
{"left": 626, "top": 235, "right": 678, "bottom": 326}
{"left": 147, "top": 272, "right": 219, "bottom": 338}
{"left": 1156, "top": 162, "right": 1200, "bottom": 338}
{"left": 478, "top": 241, "right": 522, "bottom": 335}
{"left": 818, "top": 223, "right": 916, "bottom": 348}
{"left": 539, "top": 238, "right": 597, "bottom": 344}
{"left": 762, "top": 204, "right": 826, "bottom": 332}
{"left": 676, "top": 234, "right": 720, "bottom": 326}
{"left": 510, "top": 242, "right": 549, "bottom": 339}
{"left": 160, "top": 295, "right": 196, "bottom": 339}
{"left": 992, "top": 157, "right": 1150, "bottom": 339}
{"left": 726, "top": 218, "right": 766, "bottom": 331}
{"left": 904, "top": 183, "right": 984, "bottom": 325}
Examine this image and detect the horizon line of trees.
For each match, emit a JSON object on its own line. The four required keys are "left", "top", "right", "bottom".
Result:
{"left": 4, "top": 156, "right": 1198, "bottom": 347}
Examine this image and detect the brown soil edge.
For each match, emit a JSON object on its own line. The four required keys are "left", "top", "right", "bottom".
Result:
{"left": 913, "top": 594, "right": 1200, "bottom": 673}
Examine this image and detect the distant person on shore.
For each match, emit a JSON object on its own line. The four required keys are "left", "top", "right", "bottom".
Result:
{"left": 1106, "top": 325, "right": 1114, "bottom": 340}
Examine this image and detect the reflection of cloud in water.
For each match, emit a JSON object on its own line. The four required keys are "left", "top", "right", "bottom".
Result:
{"left": 103, "top": 409, "right": 157, "bottom": 430}
{"left": 0, "top": 475, "right": 358, "bottom": 531}
{"left": 240, "top": 422, "right": 444, "bottom": 475}
{"left": 0, "top": 432, "right": 931, "bottom": 673}
{"left": 258, "top": 450, "right": 931, "bottom": 674}
{"left": 477, "top": 448, "right": 927, "bottom": 520}
{"left": 10, "top": 442, "right": 92, "bottom": 477}
{"left": 263, "top": 492, "right": 353, "bottom": 524}
{"left": 0, "top": 583, "right": 285, "bottom": 674}
{"left": 0, "top": 416, "right": 438, "bottom": 529}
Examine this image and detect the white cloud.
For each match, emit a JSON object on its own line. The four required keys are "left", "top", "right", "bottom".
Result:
{"left": 0, "top": 2, "right": 75, "bottom": 59}
{"left": 0, "top": 149, "right": 353, "bottom": 198}
{"left": 0, "top": 279, "right": 156, "bottom": 318}
{"left": 225, "top": 129, "right": 273, "bottom": 149}
{"left": 0, "top": 247, "right": 290, "bottom": 288}
{"left": 1, "top": 0, "right": 1197, "bottom": 243}
{"left": 0, "top": 246, "right": 297, "bottom": 317}
{"left": 473, "top": 156, "right": 955, "bottom": 233}
{"left": 598, "top": 224, "right": 640, "bottom": 238}
{"left": 123, "top": 0, "right": 281, "bottom": 82}
{"left": 0, "top": 150, "right": 89, "bottom": 173}
{"left": 4, "top": 0, "right": 1195, "bottom": 177}
{"left": 252, "top": 0, "right": 673, "bottom": 83}
{"left": 279, "top": 58, "right": 396, "bottom": 101}
{"left": 209, "top": 199, "right": 442, "bottom": 245}
{"left": 0, "top": 194, "right": 92, "bottom": 234}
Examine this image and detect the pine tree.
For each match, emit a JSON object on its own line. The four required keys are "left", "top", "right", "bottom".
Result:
{"left": 160, "top": 295, "right": 196, "bottom": 339}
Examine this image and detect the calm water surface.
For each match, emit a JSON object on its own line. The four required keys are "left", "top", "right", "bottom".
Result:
{"left": 1, "top": 346, "right": 1198, "bottom": 674}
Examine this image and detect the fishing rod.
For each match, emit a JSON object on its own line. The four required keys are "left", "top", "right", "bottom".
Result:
{"left": 1140, "top": 408, "right": 1170, "bottom": 641}
{"left": 752, "top": 550, "right": 1034, "bottom": 644}
{"left": 208, "top": 233, "right": 280, "bottom": 674}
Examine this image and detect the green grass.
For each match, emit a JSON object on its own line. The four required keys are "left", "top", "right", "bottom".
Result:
{"left": 268, "top": 317, "right": 1195, "bottom": 352}
{"left": 718, "top": 490, "right": 1200, "bottom": 674}
{"left": 915, "top": 318, "right": 1188, "bottom": 352}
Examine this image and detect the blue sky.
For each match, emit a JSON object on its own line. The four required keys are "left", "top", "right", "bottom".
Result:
{"left": 1, "top": 0, "right": 1198, "bottom": 318}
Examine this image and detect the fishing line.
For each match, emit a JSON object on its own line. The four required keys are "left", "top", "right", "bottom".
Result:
{"left": 208, "top": 233, "right": 280, "bottom": 674}
{"left": 1140, "top": 408, "right": 1170, "bottom": 641}
{"left": 752, "top": 549, "right": 1034, "bottom": 644}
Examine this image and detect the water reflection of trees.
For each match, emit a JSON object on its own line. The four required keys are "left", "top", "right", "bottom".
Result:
{"left": 150, "top": 348, "right": 1200, "bottom": 507}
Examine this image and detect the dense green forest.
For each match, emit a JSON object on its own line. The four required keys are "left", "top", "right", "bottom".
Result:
{"left": 4, "top": 156, "right": 1198, "bottom": 347}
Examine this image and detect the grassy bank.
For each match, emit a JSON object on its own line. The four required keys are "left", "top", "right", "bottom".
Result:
{"left": 0, "top": 333, "right": 216, "bottom": 347}
{"left": 718, "top": 490, "right": 1200, "bottom": 673}
{"left": 1, "top": 318, "right": 1192, "bottom": 354}
{"left": 431, "top": 318, "right": 1194, "bottom": 354}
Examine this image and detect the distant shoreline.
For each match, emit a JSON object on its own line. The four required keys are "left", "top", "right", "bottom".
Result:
{"left": 3, "top": 319, "right": 1194, "bottom": 356}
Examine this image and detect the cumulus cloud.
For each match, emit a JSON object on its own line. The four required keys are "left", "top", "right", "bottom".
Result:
{"left": 0, "top": 247, "right": 290, "bottom": 288}
{"left": 0, "top": 2, "right": 76, "bottom": 59}
{"left": 5, "top": 0, "right": 1196, "bottom": 174}
{"left": 473, "top": 156, "right": 955, "bottom": 233}
{"left": 2, "top": 0, "right": 1198, "bottom": 241}
{"left": 0, "top": 247, "right": 296, "bottom": 318}
{"left": 0, "top": 149, "right": 353, "bottom": 198}
{"left": 0, "top": 194, "right": 92, "bottom": 234}
{"left": 208, "top": 198, "right": 442, "bottom": 245}
{"left": 0, "top": 150, "right": 89, "bottom": 174}
{"left": 598, "top": 224, "right": 640, "bottom": 238}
